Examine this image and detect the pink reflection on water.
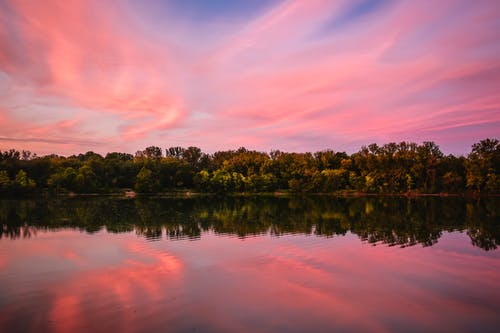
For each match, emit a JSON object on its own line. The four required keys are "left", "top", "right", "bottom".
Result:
{"left": 0, "top": 230, "right": 499, "bottom": 332}
{"left": 0, "top": 231, "right": 183, "bottom": 332}
{"left": 46, "top": 254, "right": 182, "bottom": 333}
{"left": 0, "top": 254, "right": 6, "bottom": 269}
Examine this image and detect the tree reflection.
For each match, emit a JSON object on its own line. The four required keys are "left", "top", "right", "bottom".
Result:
{"left": 0, "top": 196, "right": 498, "bottom": 250}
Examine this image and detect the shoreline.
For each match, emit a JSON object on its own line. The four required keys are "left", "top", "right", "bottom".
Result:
{"left": 2, "top": 190, "right": 498, "bottom": 199}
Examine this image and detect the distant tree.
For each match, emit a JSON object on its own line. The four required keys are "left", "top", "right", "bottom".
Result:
{"left": 314, "top": 150, "right": 347, "bottom": 170}
{"left": 47, "top": 171, "right": 65, "bottom": 192}
{"left": 62, "top": 167, "right": 78, "bottom": 190}
{"left": 210, "top": 150, "right": 237, "bottom": 171}
{"left": 105, "top": 152, "right": 133, "bottom": 161}
{"left": 135, "top": 167, "right": 160, "bottom": 193}
{"left": 21, "top": 150, "right": 36, "bottom": 160}
{"left": 321, "top": 169, "right": 348, "bottom": 192}
{"left": 416, "top": 141, "right": 443, "bottom": 193}
{"left": 182, "top": 146, "right": 203, "bottom": 170}
{"left": 74, "top": 165, "right": 98, "bottom": 193}
{"left": 0, "top": 170, "right": 11, "bottom": 191}
{"left": 467, "top": 138, "right": 500, "bottom": 192}
{"left": 13, "top": 169, "right": 36, "bottom": 193}
{"left": 159, "top": 158, "right": 185, "bottom": 188}
{"left": 142, "top": 146, "right": 163, "bottom": 159}
{"left": 209, "top": 170, "right": 244, "bottom": 193}
{"left": 245, "top": 173, "right": 277, "bottom": 192}
{"left": 166, "top": 147, "right": 184, "bottom": 159}
{"left": 0, "top": 139, "right": 497, "bottom": 194}
{"left": 439, "top": 155, "right": 466, "bottom": 193}
{"left": 0, "top": 149, "right": 20, "bottom": 161}
{"left": 194, "top": 170, "right": 211, "bottom": 191}
{"left": 77, "top": 151, "right": 103, "bottom": 161}
{"left": 134, "top": 150, "right": 144, "bottom": 159}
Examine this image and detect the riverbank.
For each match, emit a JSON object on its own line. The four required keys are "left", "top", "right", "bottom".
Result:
{"left": 4, "top": 189, "right": 497, "bottom": 199}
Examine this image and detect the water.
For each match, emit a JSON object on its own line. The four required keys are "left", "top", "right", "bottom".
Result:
{"left": 0, "top": 196, "right": 499, "bottom": 332}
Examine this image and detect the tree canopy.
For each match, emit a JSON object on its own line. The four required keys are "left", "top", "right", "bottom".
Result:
{"left": 0, "top": 139, "right": 498, "bottom": 195}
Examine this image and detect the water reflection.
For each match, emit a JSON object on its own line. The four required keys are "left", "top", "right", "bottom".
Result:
{"left": 1, "top": 196, "right": 498, "bottom": 250}
{"left": 1, "top": 197, "right": 500, "bottom": 332}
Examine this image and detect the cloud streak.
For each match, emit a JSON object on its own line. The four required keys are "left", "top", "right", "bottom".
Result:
{"left": 0, "top": 0, "right": 499, "bottom": 155}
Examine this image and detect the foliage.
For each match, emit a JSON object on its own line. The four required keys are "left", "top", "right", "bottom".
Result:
{"left": 12, "top": 170, "right": 36, "bottom": 193}
{"left": 0, "top": 139, "right": 498, "bottom": 195}
{"left": 135, "top": 167, "right": 161, "bottom": 193}
{"left": 466, "top": 138, "right": 500, "bottom": 193}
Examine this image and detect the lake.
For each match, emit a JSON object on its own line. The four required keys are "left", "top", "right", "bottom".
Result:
{"left": 1, "top": 196, "right": 499, "bottom": 332}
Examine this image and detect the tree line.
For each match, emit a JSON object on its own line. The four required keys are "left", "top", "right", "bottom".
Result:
{"left": 0, "top": 139, "right": 498, "bottom": 195}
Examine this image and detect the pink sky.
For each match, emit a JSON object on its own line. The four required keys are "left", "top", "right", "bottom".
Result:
{"left": 0, "top": 0, "right": 499, "bottom": 156}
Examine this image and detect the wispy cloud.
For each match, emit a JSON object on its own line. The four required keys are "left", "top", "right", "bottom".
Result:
{"left": 0, "top": 0, "right": 499, "bottom": 155}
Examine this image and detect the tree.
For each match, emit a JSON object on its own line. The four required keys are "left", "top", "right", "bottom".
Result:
{"left": 47, "top": 171, "right": 65, "bottom": 192}
{"left": 62, "top": 167, "right": 78, "bottom": 190}
{"left": 13, "top": 169, "right": 36, "bottom": 193}
{"left": 77, "top": 151, "right": 103, "bottom": 161}
{"left": 21, "top": 150, "right": 36, "bottom": 160}
{"left": 314, "top": 150, "right": 347, "bottom": 170}
{"left": 466, "top": 139, "right": 500, "bottom": 192}
{"left": 143, "top": 146, "right": 163, "bottom": 159}
{"left": 0, "top": 170, "right": 11, "bottom": 191}
{"left": 194, "top": 170, "right": 211, "bottom": 191}
{"left": 0, "top": 149, "right": 20, "bottom": 161}
{"left": 166, "top": 147, "right": 184, "bottom": 159}
{"left": 182, "top": 146, "right": 202, "bottom": 170}
{"left": 416, "top": 141, "right": 443, "bottom": 193}
{"left": 135, "top": 167, "right": 160, "bottom": 193}
{"left": 439, "top": 155, "right": 466, "bottom": 193}
{"left": 74, "top": 165, "right": 98, "bottom": 193}
{"left": 209, "top": 170, "right": 245, "bottom": 193}
{"left": 0, "top": 139, "right": 497, "bottom": 195}
{"left": 321, "top": 169, "right": 348, "bottom": 192}
{"left": 105, "top": 152, "right": 133, "bottom": 161}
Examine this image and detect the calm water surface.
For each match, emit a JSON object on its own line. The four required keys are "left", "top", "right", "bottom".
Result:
{"left": 1, "top": 196, "right": 499, "bottom": 332}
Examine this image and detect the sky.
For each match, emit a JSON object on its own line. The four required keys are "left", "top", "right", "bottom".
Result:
{"left": 0, "top": 0, "right": 499, "bottom": 156}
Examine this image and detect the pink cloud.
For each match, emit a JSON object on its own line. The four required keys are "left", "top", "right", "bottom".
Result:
{"left": 1, "top": 0, "right": 185, "bottom": 153}
{"left": 0, "top": 0, "right": 499, "bottom": 155}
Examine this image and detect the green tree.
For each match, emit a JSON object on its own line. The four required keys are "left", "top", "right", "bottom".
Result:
{"left": 321, "top": 169, "right": 348, "bottom": 192}
{"left": 0, "top": 170, "right": 11, "bottom": 191}
{"left": 62, "top": 167, "right": 78, "bottom": 190}
{"left": 47, "top": 170, "right": 65, "bottom": 192}
{"left": 194, "top": 170, "right": 211, "bottom": 191}
{"left": 466, "top": 139, "right": 499, "bottom": 193}
{"left": 14, "top": 169, "right": 36, "bottom": 192}
{"left": 74, "top": 165, "right": 98, "bottom": 193}
{"left": 135, "top": 167, "right": 160, "bottom": 193}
